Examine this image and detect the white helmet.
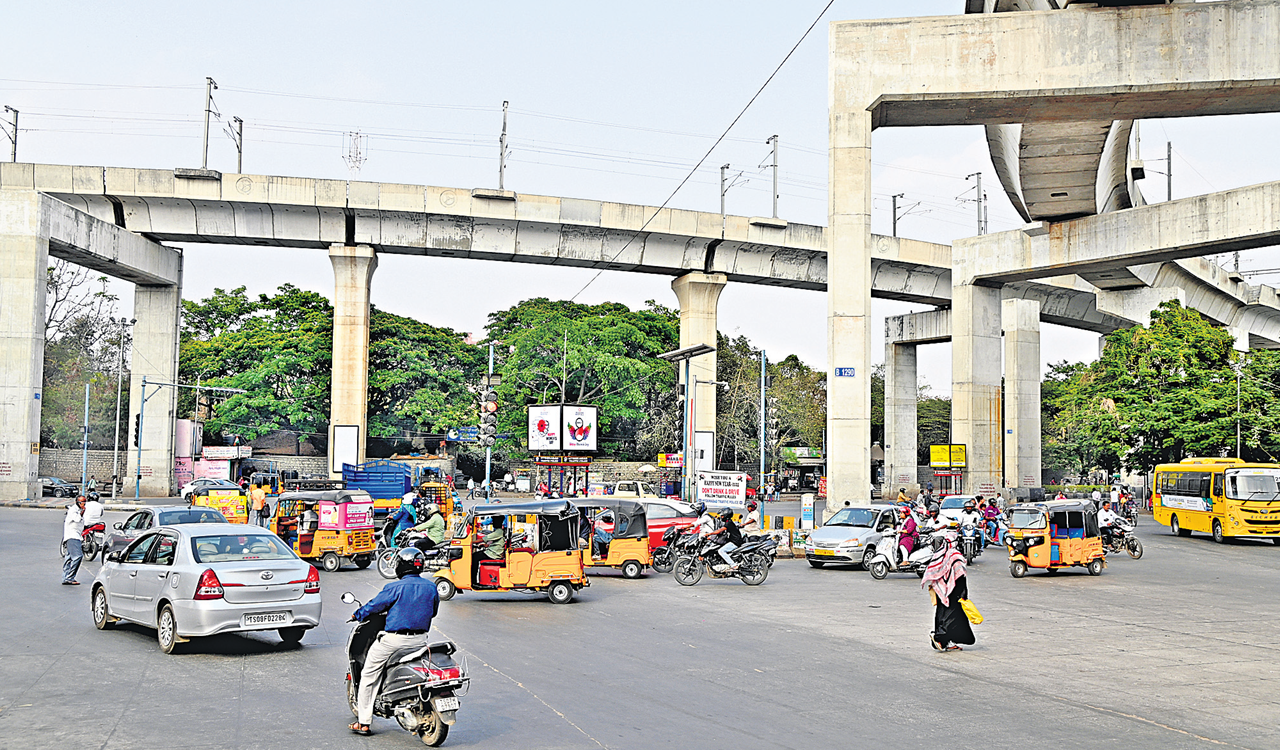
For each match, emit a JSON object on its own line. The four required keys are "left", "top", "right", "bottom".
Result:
{"left": 401, "top": 497, "right": 414, "bottom": 506}
{"left": 424, "top": 503, "right": 440, "bottom": 516}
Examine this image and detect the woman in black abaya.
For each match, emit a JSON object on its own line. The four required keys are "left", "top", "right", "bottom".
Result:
{"left": 921, "top": 535, "right": 975, "bottom": 651}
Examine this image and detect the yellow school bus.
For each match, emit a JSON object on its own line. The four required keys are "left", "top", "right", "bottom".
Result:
{"left": 1153, "top": 458, "right": 1280, "bottom": 545}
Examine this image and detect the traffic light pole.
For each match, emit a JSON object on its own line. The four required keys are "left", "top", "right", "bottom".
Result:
{"left": 485, "top": 343, "right": 494, "bottom": 495}
{"left": 759, "top": 350, "right": 766, "bottom": 493}
{"left": 683, "top": 357, "right": 694, "bottom": 505}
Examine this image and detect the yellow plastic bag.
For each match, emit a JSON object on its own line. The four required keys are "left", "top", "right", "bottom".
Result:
{"left": 959, "top": 598, "right": 983, "bottom": 625}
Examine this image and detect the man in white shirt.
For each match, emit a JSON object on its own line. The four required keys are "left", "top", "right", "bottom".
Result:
{"left": 740, "top": 500, "right": 761, "bottom": 534}
{"left": 1091, "top": 488, "right": 1102, "bottom": 507}
{"left": 1110, "top": 486, "right": 1121, "bottom": 506}
{"left": 1098, "top": 499, "right": 1120, "bottom": 545}
{"left": 693, "top": 503, "right": 718, "bottom": 538}
{"left": 957, "top": 499, "right": 985, "bottom": 546}
{"left": 62, "top": 496, "right": 87, "bottom": 585}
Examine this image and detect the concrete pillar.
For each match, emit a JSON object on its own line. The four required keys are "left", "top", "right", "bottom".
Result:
{"left": 952, "top": 283, "right": 1004, "bottom": 496}
{"left": 827, "top": 104, "right": 874, "bottom": 504}
{"left": 0, "top": 192, "right": 48, "bottom": 501}
{"left": 883, "top": 341, "right": 918, "bottom": 493}
{"left": 127, "top": 274, "right": 184, "bottom": 497}
{"left": 328, "top": 245, "right": 377, "bottom": 478}
{"left": 1002, "top": 299, "right": 1041, "bottom": 490}
{"left": 671, "top": 272, "right": 726, "bottom": 469}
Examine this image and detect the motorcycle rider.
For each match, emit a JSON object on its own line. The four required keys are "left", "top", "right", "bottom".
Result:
{"left": 923, "top": 503, "right": 949, "bottom": 533}
{"left": 981, "top": 499, "right": 1001, "bottom": 547}
{"left": 1098, "top": 499, "right": 1120, "bottom": 547}
{"left": 711, "top": 509, "right": 744, "bottom": 570}
{"left": 385, "top": 497, "right": 417, "bottom": 548}
{"left": 348, "top": 547, "right": 439, "bottom": 737}
{"left": 957, "top": 499, "right": 985, "bottom": 547}
{"left": 740, "top": 500, "right": 761, "bottom": 535}
{"left": 82, "top": 491, "right": 105, "bottom": 537}
{"left": 692, "top": 502, "right": 718, "bottom": 538}
{"left": 408, "top": 503, "right": 447, "bottom": 551}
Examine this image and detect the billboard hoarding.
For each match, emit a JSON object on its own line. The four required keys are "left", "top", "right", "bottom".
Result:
{"left": 527, "top": 405, "right": 562, "bottom": 452}
{"left": 561, "top": 404, "right": 598, "bottom": 452}
{"left": 695, "top": 471, "right": 747, "bottom": 509}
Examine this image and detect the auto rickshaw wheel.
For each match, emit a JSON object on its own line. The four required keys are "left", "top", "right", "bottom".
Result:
{"left": 320, "top": 552, "right": 342, "bottom": 572}
{"left": 621, "top": 560, "right": 643, "bottom": 579}
{"left": 1087, "top": 558, "right": 1104, "bottom": 576}
{"left": 434, "top": 577, "right": 456, "bottom": 601}
{"left": 547, "top": 581, "right": 573, "bottom": 604}
{"left": 1045, "top": 567, "right": 1058, "bottom": 575}
{"left": 1010, "top": 560, "right": 1028, "bottom": 578}
{"left": 353, "top": 555, "right": 372, "bottom": 570}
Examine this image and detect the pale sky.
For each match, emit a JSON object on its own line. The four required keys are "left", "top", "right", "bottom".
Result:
{"left": 5, "top": 1, "right": 1278, "bottom": 394}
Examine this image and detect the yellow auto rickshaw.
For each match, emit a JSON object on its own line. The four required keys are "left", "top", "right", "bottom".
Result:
{"left": 575, "top": 499, "right": 651, "bottom": 579}
{"left": 1006, "top": 499, "right": 1106, "bottom": 578}
{"left": 432, "top": 500, "right": 589, "bottom": 604}
{"left": 271, "top": 489, "right": 378, "bottom": 572}
{"left": 190, "top": 486, "right": 249, "bottom": 523}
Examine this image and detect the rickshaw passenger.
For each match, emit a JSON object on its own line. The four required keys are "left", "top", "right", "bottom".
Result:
{"left": 277, "top": 513, "right": 298, "bottom": 549}
{"left": 478, "top": 516, "right": 507, "bottom": 561}
{"left": 593, "top": 511, "right": 614, "bottom": 559}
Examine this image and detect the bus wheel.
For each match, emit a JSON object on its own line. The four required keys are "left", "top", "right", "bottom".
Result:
{"left": 1212, "top": 520, "right": 1228, "bottom": 545}
{"left": 1171, "top": 515, "right": 1191, "bottom": 538}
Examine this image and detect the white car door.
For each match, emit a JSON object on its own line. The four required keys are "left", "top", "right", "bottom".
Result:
{"left": 132, "top": 532, "right": 179, "bottom": 626}
{"left": 114, "top": 534, "right": 160, "bottom": 620}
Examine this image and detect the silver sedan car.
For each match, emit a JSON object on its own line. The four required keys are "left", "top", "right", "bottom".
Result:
{"left": 90, "top": 523, "right": 323, "bottom": 654}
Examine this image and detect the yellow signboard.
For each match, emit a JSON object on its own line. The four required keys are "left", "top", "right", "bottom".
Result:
{"left": 929, "top": 444, "right": 967, "bottom": 468}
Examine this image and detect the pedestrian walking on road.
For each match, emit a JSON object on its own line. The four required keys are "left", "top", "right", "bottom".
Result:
{"left": 249, "top": 484, "right": 269, "bottom": 528}
{"left": 922, "top": 536, "right": 975, "bottom": 652}
{"left": 86, "top": 475, "right": 97, "bottom": 492}
{"left": 62, "top": 495, "right": 87, "bottom": 585}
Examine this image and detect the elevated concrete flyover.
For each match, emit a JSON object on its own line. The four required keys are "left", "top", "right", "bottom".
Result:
{"left": 0, "top": 189, "right": 181, "bottom": 501}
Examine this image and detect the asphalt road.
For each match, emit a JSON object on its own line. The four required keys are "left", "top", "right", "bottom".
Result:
{"left": 2, "top": 507, "right": 1278, "bottom": 750}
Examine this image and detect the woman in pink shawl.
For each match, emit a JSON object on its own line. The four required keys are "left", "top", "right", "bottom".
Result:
{"left": 921, "top": 536, "right": 975, "bottom": 651}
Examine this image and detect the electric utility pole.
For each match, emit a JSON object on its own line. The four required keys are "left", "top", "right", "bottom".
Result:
{"left": 81, "top": 383, "right": 91, "bottom": 489}
{"left": 2, "top": 106, "right": 16, "bottom": 162}
{"left": 499, "top": 100, "right": 509, "bottom": 190}
{"left": 721, "top": 164, "right": 729, "bottom": 239}
{"left": 965, "top": 172, "right": 986, "bottom": 235}
{"left": 766, "top": 135, "right": 779, "bottom": 218}
{"left": 759, "top": 350, "right": 767, "bottom": 492}
{"left": 201, "top": 77, "right": 218, "bottom": 170}
{"left": 226, "top": 116, "right": 243, "bottom": 173}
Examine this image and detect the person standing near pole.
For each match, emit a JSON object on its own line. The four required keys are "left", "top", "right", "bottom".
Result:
{"left": 62, "top": 496, "right": 87, "bottom": 585}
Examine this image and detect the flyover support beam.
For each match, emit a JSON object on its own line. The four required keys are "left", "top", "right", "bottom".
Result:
{"left": 1002, "top": 299, "right": 1040, "bottom": 491}
{"left": 883, "top": 341, "right": 917, "bottom": 494}
{"left": 951, "top": 282, "right": 1003, "bottom": 497}
{"left": 328, "top": 245, "right": 377, "bottom": 478}
{"left": 672, "top": 272, "right": 726, "bottom": 470}
{"left": 0, "top": 191, "right": 49, "bottom": 501}
{"left": 127, "top": 276, "right": 184, "bottom": 497}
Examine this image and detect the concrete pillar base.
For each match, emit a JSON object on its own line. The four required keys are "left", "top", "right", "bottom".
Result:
{"left": 1003, "top": 298, "right": 1041, "bottom": 490}
{"left": 952, "top": 283, "right": 1003, "bottom": 496}
{"left": 884, "top": 341, "right": 918, "bottom": 492}
{"left": 127, "top": 274, "right": 184, "bottom": 498}
{"left": 328, "top": 245, "right": 377, "bottom": 478}
{"left": 0, "top": 193, "right": 48, "bottom": 501}
{"left": 671, "top": 272, "right": 726, "bottom": 470}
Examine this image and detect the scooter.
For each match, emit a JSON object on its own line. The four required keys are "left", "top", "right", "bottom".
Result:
{"left": 958, "top": 523, "right": 982, "bottom": 564}
{"left": 866, "top": 529, "right": 937, "bottom": 580}
{"left": 341, "top": 592, "right": 469, "bottom": 747}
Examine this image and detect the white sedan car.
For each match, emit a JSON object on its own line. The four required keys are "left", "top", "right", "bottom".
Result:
{"left": 91, "top": 523, "right": 322, "bottom": 654}
{"left": 180, "top": 477, "right": 241, "bottom": 502}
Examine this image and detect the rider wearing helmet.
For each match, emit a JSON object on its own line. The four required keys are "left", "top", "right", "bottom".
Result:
{"left": 693, "top": 502, "right": 718, "bottom": 538}
{"left": 712, "top": 509, "right": 745, "bottom": 570}
{"left": 408, "top": 502, "right": 447, "bottom": 550}
{"left": 348, "top": 547, "right": 439, "bottom": 736}
{"left": 958, "top": 498, "right": 985, "bottom": 546}
{"left": 924, "top": 502, "right": 948, "bottom": 533}
{"left": 385, "top": 496, "right": 417, "bottom": 548}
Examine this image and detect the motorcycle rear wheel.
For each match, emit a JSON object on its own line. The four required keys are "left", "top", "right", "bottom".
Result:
{"left": 739, "top": 553, "right": 769, "bottom": 586}
{"left": 673, "top": 556, "right": 703, "bottom": 586}
{"left": 651, "top": 547, "right": 674, "bottom": 574}
{"left": 82, "top": 536, "right": 99, "bottom": 560}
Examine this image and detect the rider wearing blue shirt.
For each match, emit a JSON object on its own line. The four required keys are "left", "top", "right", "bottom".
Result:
{"left": 385, "top": 497, "right": 417, "bottom": 547}
{"left": 349, "top": 548, "right": 440, "bottom": 736}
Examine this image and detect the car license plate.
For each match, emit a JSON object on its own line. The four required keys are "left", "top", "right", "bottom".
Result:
{"left": 435, "top": 696, "right": 459, "bottom": 712}
{"left": 243, "top": 612, "right": 288, "bottom": 627}
{"left": 815, "top": 549, "right": 835, "bottom": 556}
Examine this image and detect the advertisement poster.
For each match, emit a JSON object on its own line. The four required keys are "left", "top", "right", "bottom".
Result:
{"left": 527, "top": 405, "right": 562, "bottom": 452}
{"left": 695, "top": 471, "right": 748, "bottom": 509}
{"left": 561, "top": 404, "right": 598, "bottom": 452}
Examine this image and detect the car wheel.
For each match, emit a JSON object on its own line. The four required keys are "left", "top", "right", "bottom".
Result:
{"left": 1212, "top": 520, "right": 1227, "bottom": 545}
{"left": 157, "top": 604, "right": 180, "bottom": 654}
{"left": 861, "top": 546, "right": 876, "bottom": 569}
{"left": 1010, "top": 560, "right": 1028, "bottom": 578}
{"left": 621, "top": 560, "right": 643, "bottom": 579}
{"left": 435, "top": 577, "right": 456, "bottom": 601}
{"left": 547, "top": 581, "right": 573, "bottom": 604}
{"left": 278, "top": 626, "right": 306, "bottom": 645}
{"left": 91, "top": 586, "right": 114, "bottom": 630}
{"left": 320, "top": 552, "right": 341, "bottom": 572}
{"left": 808, "top": 560, "right": 826, "bottom": 569}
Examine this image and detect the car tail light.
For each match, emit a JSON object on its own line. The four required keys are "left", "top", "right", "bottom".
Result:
{"left": 304, "top": 565, "right": 320, "bottom": 594}
{"left": 194, "top": 568, "right": 224, "bottom": 600}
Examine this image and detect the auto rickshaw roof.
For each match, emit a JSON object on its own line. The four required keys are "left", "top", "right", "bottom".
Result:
{"left": 277, "top": 489, "right": 373, "bottom": 504}
{"left": 470, "top": 499, "right": 576, "bottom": 517}
{"left": 1019, "top": 499, "right": 1095, "bottom": 514}
{"left": 570, "top": 498, "right": 647, "bottom": 518}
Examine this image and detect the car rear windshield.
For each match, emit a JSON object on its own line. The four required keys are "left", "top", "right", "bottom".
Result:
{"left": 159, "top": 509, "right": 227, "bottom": 525}
{"left": 191, "top": 535, "right": 296, "bottom": 563}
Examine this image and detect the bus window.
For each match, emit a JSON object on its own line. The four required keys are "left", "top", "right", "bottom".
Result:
{"left": 1199, "top": 475, "right": 1211, "bottom": 499}
{"left": 1212, "top": 473, "right": 1224, "bottom": 498}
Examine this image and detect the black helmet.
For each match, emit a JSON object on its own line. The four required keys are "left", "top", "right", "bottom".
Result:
{"left": 719, "top": 509, "right": 734, "bottom": 521}
{"left": 928, "top": 503, "right": 940, "bottom": 515}
{"left": 394, "top": 547, "right": 425, "bottom": 579}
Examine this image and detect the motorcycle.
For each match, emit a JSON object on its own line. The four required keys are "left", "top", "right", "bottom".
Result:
{"left": 81, "top": 523, "right": 107, "bottom": 561}
{"left": 1103, "top": 518, "right": 1144, "bottom": 559}
{"left": 340, "top": 592, "right": 469, "bottom": 747}
{"left": 651, "top": 525, "right": 699, "bottom": 574}
{"left": 958, "top": 523, "right": 982, "bottom": 564}
{"left": 672, "top": 534, "right": 774, "bottom": 586}
{"left": 866, "top": 529, "right": 937, "bottom": 580}
{"left": 378, "top": 531, "right": 462, "bottom": 580}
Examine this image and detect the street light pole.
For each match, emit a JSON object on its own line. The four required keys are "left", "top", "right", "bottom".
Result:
{"left": 2, "top": 106, "right": 16, "bottom": 162}
{"left": 81, "top": 382, "right": 91, "bottom": 490}
{"left": 1237, "top": 364, "right": 1242, "bottom": 458}
{"left": 657, "top": 344, "right": 716, "bottom": 506}
{"left": 485, "top": 342, "right": 494, "bottom": 494}
{"left": 759, "top": 350, "right": 766, "bottom": 493}
{"left": 766, "top": 135, "right": 779, "bottom": 218}
{"left": 110, "top": 317, "right": 134, "bottom": 499}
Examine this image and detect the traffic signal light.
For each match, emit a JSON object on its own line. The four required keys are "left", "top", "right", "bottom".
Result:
{"left": 132, "top": 414, "right": 141, "bottom": 448}
{"left": 479, "top": 388, "right": 499, "bottom": 447}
